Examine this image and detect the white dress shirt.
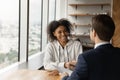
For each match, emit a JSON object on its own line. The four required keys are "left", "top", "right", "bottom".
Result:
{"left": 43, "top": 40, "right": 83, "bottom": 74}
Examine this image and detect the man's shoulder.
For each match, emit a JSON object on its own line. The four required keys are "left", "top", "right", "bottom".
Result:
{"left": 69, "top": 39, "right": 81, "bottom": 44}
{"left": 114, "top": 47, "right": 120, "bottom": 53}
{"left": 81, "top": 49, "right": 99, "bottom": 60}
{"left": 82, "top": 49, "right": 95, "bottom": 56}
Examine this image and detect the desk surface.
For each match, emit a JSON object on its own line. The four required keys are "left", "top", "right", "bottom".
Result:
{"left": 1, "top": 69, "right": 60, "bottom": 80}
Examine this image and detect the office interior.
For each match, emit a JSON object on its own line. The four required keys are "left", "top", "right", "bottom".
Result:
{"left": 0, "top": 0, "right": 120, "bottom": 79}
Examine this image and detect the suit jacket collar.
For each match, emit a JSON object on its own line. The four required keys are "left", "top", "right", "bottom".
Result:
{"left": 94, "top": 42, "right": 110, "bottom": 49}
{"left": 95, "top": 44, "right": 113, "bottom": 49}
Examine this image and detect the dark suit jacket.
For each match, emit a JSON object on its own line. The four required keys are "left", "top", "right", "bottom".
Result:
{"left": 62, "top": 44, "right": 120, "bottom": 80}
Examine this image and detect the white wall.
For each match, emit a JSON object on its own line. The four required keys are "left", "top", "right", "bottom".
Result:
{"left": 66, "top": 0, "right": 112, "bottom": 47}
{"left": 56, "top": 0, "right": 68, "bottom": 20}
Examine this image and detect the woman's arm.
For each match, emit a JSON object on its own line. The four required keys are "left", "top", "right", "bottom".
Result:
{"left": 43, "top": 43, "right": 65, "bottom": 70}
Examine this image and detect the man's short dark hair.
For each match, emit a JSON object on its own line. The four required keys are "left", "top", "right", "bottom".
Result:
{"left": 92, "top": 14, "right": 115, "bottom": 41}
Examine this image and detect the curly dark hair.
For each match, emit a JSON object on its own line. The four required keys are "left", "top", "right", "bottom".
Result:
{"left": 47, "top": 18, "right": 73, "bottom": 42}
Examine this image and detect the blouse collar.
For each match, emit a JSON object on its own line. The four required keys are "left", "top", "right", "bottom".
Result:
{"left": 56, "top": 40, "right": 73, "bottom": 47}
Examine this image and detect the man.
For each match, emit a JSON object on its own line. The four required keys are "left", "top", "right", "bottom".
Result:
{"left": 61, "top": 14, "right": 120, "bottom": 80}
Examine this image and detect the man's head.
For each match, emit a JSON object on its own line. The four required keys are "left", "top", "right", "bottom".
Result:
{"left": 90, "top": 14, "right": 115, "bottom": 43}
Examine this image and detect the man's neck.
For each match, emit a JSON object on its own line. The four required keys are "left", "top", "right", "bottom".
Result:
{"left": 95, "top": 38, "right": 110, "bottom": 44}
{"left": 94, "top": 41, "right": 110, "bottom": 48}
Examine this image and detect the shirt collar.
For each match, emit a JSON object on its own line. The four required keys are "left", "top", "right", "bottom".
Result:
{"left": 56, "top": 40, "right": 73, "bottom": 47}
{"left": 94, "top": 42, "right": 110, "bottom": 48}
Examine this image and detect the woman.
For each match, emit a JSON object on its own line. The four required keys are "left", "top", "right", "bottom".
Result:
{"left": 43, "top": 18, "right": 83, "bottom": 75}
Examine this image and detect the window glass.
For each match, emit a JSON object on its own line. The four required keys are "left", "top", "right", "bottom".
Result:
{"left": 29, "top": 0, "right": 42, "bottom": 56}
{"left": 0, "top": 0, "right": 19, "bottom": 69}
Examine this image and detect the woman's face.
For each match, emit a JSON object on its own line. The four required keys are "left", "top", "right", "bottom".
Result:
{"left": 53, "top": 26, "right": 69, "bottom": 43}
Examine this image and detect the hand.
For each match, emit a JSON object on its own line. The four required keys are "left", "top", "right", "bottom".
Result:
{"left": 47, "top": 69, "right": 59, "bottom": 76}
{"left": 70, "top": 60, "right": 77, "bottom": 66}
{"left": 60, "top": 72, "right": 69, "bottom": 79}
{"left": 64, "top": 62, "right": 70, "bottom": 68}
{"left": 64, "top": 61, "right": 77, "bottom": 70}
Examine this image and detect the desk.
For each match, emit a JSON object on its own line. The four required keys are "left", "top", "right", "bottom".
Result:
{"left": 1, "top": 69, "right": 60, "bottom": 80}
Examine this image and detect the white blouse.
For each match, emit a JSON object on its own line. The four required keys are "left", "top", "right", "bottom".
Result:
{"left": 43, "top": 40, "right": 83, "bottom": 74}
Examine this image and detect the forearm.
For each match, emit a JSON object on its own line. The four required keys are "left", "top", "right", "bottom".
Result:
{"left": 44, "top": 61, "right": 65, "bottom": 70}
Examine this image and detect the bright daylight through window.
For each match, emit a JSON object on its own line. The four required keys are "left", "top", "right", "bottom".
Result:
{"left": 0, "top": 0, "right": 19, "bottom": 69}
{"left": 29, "top": 0, "right": 42, "bottom": 56}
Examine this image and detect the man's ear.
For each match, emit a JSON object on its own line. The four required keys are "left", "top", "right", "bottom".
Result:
{"left": 93, "top": 30, "right": 100, "bottom": 40}
{"left": 93, "top": 29, "right": 96, "bottom": 37}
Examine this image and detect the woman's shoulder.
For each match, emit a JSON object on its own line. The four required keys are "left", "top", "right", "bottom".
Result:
{"left": 70, "top": 39, "right": 81, "bottom": 43}
{"left": 69, "top": 39, "right": 82, "bottom": 45}
{"left": 46, "top": 40, "right": 58, "bottom": 47}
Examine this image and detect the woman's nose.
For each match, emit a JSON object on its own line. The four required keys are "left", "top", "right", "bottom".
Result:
{"left": 61, "top": 32, "right": 66, "bottom": 36}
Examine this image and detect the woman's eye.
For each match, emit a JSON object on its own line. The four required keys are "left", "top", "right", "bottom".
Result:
{"left": 58, "top": 31, "right": 62, "bottom": 34}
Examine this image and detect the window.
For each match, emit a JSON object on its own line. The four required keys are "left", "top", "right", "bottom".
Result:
{"left": 29, "top": 0, "right": 42, "bottom": 56}
{"left": 0, "top": 0, "right": 19, "bottom": 69}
